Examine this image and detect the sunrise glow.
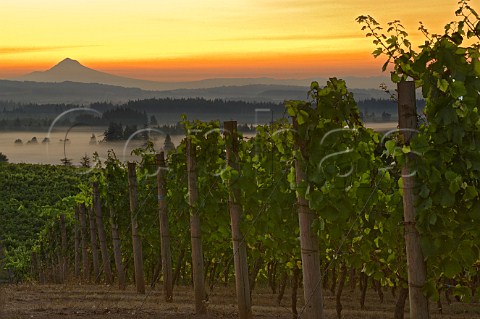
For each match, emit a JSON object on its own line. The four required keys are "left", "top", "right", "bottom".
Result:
{"left": 0, "top": 0, "right": 458, "bottom": 80}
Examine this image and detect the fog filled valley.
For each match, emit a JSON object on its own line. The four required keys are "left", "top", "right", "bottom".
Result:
{"left": 0, "top": 96, "right": 402, "bottom": 164}
{"left": 0, "top": 130, "right": 185, "bottom": 165}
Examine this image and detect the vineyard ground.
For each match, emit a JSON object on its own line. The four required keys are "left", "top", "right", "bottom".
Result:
{"left": 0, "top": 284, "right": 479, "bottom": 319}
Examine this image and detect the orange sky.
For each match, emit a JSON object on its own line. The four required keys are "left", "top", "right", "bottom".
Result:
{"left": 0, "top": 0, "right": 461, "bottom": 81}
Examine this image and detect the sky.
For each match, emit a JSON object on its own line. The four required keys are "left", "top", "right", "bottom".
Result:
{"left": 0, "top": 0, "right": 461, "bottom": 81}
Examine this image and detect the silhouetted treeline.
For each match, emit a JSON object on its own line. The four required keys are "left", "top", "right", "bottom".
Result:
{"left": 0, "top": 97, "right": 420, "bottom": 130}
{"left": 0, "top": 117, "right": 73, "bottom": 131}
{"left": 1, "top": 101, "right": 73, "bottom": 115}
{"left": 90, "top": 98, "right": 283, "bottom": 114}
{"left": 1, "top": 97, "right": 426, "bottom": 116}
{"left": 75, "top": 107, "right": 148, "bottom": 126}
{"left": 1, "top": 98, "right": 282, "bottom": 118}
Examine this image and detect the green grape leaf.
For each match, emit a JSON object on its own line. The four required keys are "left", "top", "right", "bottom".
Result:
{"left": 421, "top": 237, "right": 438, "bottom": 257}
{"left": 419, "top": 184, "right": 430, "bottom": 198}
{"left": 440, "top": 188, "right": 456, "bottom": 207}
{"left": 385, "top": 140, "right": 396, "bottom": 155}
{"left": 443, "top": 258, "right": 462, "bottom": 278}
{"left": 474, "top": 59, "right": 480, "bottom": 76}
{"left": 317, "top": 205, "right": 339, "bottom": 221}
{"left": 411, "top": 134, "right": 429, "bottom": 155}
{"left": 464, "top": 185, "right": 478, "bottom": 200}
{"left": 307, "top": 190, "right": 324, "bottom": 211}
{"left": 469, "top": 200, "right": 480, "bottom": 220}
{"left": 297, "top": 110, "right": 309, "bottom": 125}
{"left": 437, "top": 78, "right": 449, "bottom": 92}
{"left": 449, "top": 179, "right": 461, "bottom": 194}
{"left": 450, "top": 80, "right": 467, "bottom": 98}
{"left": 444, "top": 170, "right": 457, "bottom": 182}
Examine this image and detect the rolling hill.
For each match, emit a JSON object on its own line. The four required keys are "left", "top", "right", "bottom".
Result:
{"left": 3, "top": 58, "right": 394, "bottom": 104}
{"left": 13, "top": 58, "right": 391, "bottom": 91}
{"left": 0, "top": 80, "right": 390, "bottom": 105}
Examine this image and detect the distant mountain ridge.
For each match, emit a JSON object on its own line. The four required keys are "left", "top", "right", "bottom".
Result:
{"left": 13, "top": 58, "right": 391, "bottom": 91}
{"left": 2, "top": 58, "right": 397, "bottom": 104}
{"left": 0, "top": 79, "right": 391, "bottom": 105}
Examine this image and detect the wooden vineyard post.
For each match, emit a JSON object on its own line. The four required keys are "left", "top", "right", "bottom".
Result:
{"left": 186, "top": 138, "right": 208, "bottom": 314}
{"left": 59, "top": 214, "right": 68, "bottom": 282}
{"left": 31, "top": 252, "right": 40, "bottom": 282}
{"left": 93, "top": 182, "right": 113, "bottom": 284}
{"left": 106, "top": 172, "right": 126, "bottom": 290}
{"left": 109, "top": 206, "right": 126, "bottom": 290}
{"left": 38, "top": 245, "right": 46, "bottom": 284}
{"left": 292, "top": 117, "right": 325, "bottom": 319}
{"left": 88, "top": 206, "right": 100, "bottom": 283}
{"left": 128, "top": 162, "right": 146, "bottom": 294}
{"left": 79, "top": 204, "right": 90, "bottom": 281}
{"left": 156, "top": 152, "right": 174, "bottom": 302}
{"left": 74, "top": 207, "right": 81, "bottom": 278}
{"left": 224, "top": 121, "right": 253, "bottom": 319}
{"left": 397, "top": 80, "right": 430, "bottom": 319}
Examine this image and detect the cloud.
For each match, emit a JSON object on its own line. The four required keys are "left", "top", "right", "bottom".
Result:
{"left": 255, "top": 0, "right": 338, "bottom": 6}
{"left": 210, "top": 33, "right": 361, "bottom": 42}
{"left": 0, "top": 45, "right": 99, "bottom": 55}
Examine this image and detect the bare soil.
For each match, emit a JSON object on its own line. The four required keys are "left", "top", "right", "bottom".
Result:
{"left": 0, "top": 284, "right": 479, "bottom": 319}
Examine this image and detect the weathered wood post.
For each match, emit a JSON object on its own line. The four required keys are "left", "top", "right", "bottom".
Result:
{"left": 74, "top": 207, "right": 81, "bottom": 278}
{"left": 109, "top": 206, "right": 126, "bottom": 290}
{"left": 93, "top": 182, "right": 113, "bottom": 284}
{"left": 105, "top": 172, "right": 126, "bottom": 290}
{"left": 224, "top": 121, "right": 253, "bottom": 319}
{"left": 88, "top": 206, "right": 100, "bottom": 283}
{"left": 59, "top": 214, "right": 68, "bottom": 282}
{"left": 30, "top": 251, "right": 39, "bottom": 282}
{"left": 157, "top": 152, "right": 174, "bottom": 301}
{"left": 292, "top": 116, "right": 325, "bottom": 319}
{"left": 128, "top": 162, "right": 146, "bottom": 294}
{"left": 397, "top": 80, "right": 430, "bottom": 319}
{"left": 38, "top": 244, "right": 46, "bottom": 284}
{"left": 186, "top": 137, "right": 208, "bottom": 314}
{"left": 78, "top": 204, "right": 90, "bottom": 281}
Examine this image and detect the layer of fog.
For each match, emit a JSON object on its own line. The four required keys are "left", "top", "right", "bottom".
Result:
{"left": 0, "top": 122, "right": 396, "bottom": 165}
{"left": 0, "top": 129, "right": 183, "bottom": 165}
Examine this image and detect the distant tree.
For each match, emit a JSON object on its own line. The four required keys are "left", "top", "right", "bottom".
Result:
{"left": 150, "top": 115, "right": 158, "bottom": 126}
{"left": 381, "top": 112, "right": 392, "bottom": 122}
{"left": 104, "top": 122, "right": 124, "bottom": 141}
{"left": 366, "top": 112, "right": 376, "bottom": 121}
{"left": 143, "top": 110, "right": 148, "bottom": 126}
{"left": 163, "top": 134, "right": 175, "bottom": 153}
{"left": 14, "top": 139, "right": 23, "bottom": 145}
{"left": 123, "top": 125, "right": 138, "bottom": 140}
{"left": 80, "top": 154, "right": 91, "bottom": 168}
{"left": 0, "top": 152, "right": 8, "bottom": 163}
{"left": 60, "top": 157, "right": 72, "bottom": 166}
{"left": 102, "top": 107, "right": 147, "bottom": 125}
